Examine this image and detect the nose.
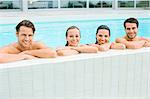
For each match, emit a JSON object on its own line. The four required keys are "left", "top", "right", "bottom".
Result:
{"left": 129, "top": 29, "right": 134, "bottom": 33}
{"left": 101, "top": 36, "right": 105, "bottom": 40}
{"left": 25, "top": 36, "right": 29, "bottom": 41}
{"left": 72, "top": 36, "right": 76, "bottom": 41}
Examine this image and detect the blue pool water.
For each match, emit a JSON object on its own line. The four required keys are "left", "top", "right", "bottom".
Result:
{"left": 0, "top": 18, "right": 150, "bottom": 48}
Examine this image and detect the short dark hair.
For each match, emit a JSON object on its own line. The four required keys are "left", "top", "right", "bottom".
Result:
{"left": 95, "top": 25, "right": 110, "bottom": 44}
{"left": 65, "top": 26, "right": 80, "bottom": 46}
{"left": 124, "top": 18, "right": 139, "bottom": 28}
{"left": 16, "top": 20, "right": 35, "bottom": 33}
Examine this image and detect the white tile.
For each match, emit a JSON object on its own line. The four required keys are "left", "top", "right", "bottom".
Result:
{"left": 126, "top": 54, "right": 135, "bottom": 97}
{"left": 102, "top": 57, "right": 112, "bottom": 97}
{"left": 32, "top": 65, "right": 45, "bottom": 99}
{"left": 0, "top": 69, "right": 10, "bottom": 99}
{"left": 54, "top": 63, "right": 65, "bottom": 99}
{"left": 21, "top": 66, "right": 34, "bottom": 98}
{"left": 93, "top": 58, "right": 104, "bottom": 97}
{"left": 8, "top": 68, "right": 22, "bottom": 98}
{"left": 74, "top": 60, "right": 85, "bottom": 98}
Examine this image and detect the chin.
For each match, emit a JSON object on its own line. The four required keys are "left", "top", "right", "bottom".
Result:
{"left": 129, "top": 36, "right": 135, "bottom": 39}
{"left": 100, "top": 42, "right": 105, "bottom": 44}
{"left": 73, "top": 45, "right": 78, "bottom": 47}
{"left": 71, "top": 43, "right": 78, "bottom": 46}
{"left": 23, "top": 45, "right": 31, "bottom": 49}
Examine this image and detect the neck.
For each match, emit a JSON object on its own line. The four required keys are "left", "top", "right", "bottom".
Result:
{"left": 68, "top": 44, "right": 78, "bottom": 47}
{"left": 17, "top": 42, "right": 32, "bottom": 52}
{"left": 125, "top": 35, "right": 137, "bottom": 41}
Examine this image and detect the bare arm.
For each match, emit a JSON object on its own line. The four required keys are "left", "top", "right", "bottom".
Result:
{"left": 21, "top": 48, "right": 57, "bottom": 58}
{"left": 57, "top": 49, "right": 79, "bottom": 56}
{"left": 0, "top": 53, "right": 36, "bottom": 63}
{"left": 143, "top": 41, "right": 150, "bottom": 47}
{"left": 116, "top": 38, "right": 146, "bottom": 49}
{"left": 141, "top": 37, "right": 150, "bottom": 47}
{"left": 90, "top": 43, "right": 111, "bottom": 51}
{"left": 0, "top": 44, "right": 36, "bottom": 63}
{"left": 98, "top": 43, "right": 111, "bottom": 51}
{"left": 110, "top": 42, "right": 126, "bottom": 50}
{"left": 71, "top": 45, "right": 98, "bottom": 53}
{"left": 20, "top": 42, "right": 57, "bottom": 58}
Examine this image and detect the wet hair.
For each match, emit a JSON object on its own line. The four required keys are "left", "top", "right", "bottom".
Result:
{"left": 124, "top": 17, "right": 139, "bottom": 28}
{"left": 95, "top": 25, "right": 110, "bottom": 44}
{"left": 65, "top": 26, "right": 80, "bottom": 46}
{"left": 16, "top": 20, "right": 35, "bottom": 33}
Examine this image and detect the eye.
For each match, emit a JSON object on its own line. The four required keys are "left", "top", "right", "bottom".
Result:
{"left": 29, "top": 34, "right": 33, "bottom": 37}
{"left": 69, "top": 35, "right": 73, "bottom": 38}
{"left": 76, "top": 35, "right": 79, "bottom": 37}
{"left": 99, "top": 34, "right": 103, "bottom": 37}
{"left": 21, "top": 34, "right": 26, "bottom": 36}
{"left": 127, "top": 28, "right": 130, "bottom": 30}
{"left": 132, "top": 27, "right": 135, "bottom": 30}
{"left": 105, "top": 35, "right": 108, "bottom": 37}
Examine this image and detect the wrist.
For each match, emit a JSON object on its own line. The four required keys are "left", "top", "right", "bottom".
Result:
{"left": 70, "top": 47, "right": 81, "bottom": 53}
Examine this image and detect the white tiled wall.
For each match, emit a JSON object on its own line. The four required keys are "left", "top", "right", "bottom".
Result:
{"left": 0, "top": 49, "right": 150, "bottom": 99}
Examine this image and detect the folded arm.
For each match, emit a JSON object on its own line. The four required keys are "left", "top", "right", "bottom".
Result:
{"left": 57, "top": 49, "right": 79, "bottom": 56}
{"left": 71, "top": 46, "right": 98, "bottom": 53}
{"left": 20, "top": 41, "right": 57, "bottom": 58}
{"left": 116, "top": 38, "right": 146, "bottom": 49}
{"left": 0, "top": 53, "right": 36, "bottom": 63}
{"left": 20, "top": 48, "right": 57, "bottom": 58}
{"left": 142, "top": 38, "right": 150, "bottom": 47}
{"left": 110, "top": 42, "right": 126, "bottom": 50}
{"left": 90, "top": 43, "right": 111, "bottom": 51}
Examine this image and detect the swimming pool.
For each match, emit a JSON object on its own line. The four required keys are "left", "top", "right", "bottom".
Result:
{"left": 0, "top": 17, "right": 150, "bottom": 99}
{"left": 0, "top": 18, "right": 150, "bottom": 48}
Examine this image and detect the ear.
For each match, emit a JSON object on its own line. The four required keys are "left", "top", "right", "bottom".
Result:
{"left": 16, "top": 32, "right": 19, "bottom": 37}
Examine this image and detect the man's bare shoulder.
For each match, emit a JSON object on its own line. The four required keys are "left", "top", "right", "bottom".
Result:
{"left": 32, "top": 41, "right": 48, "bottom": 49}
{"left": 0, "top": 43, "right": 20, "bottom": 54}
{"left": 138, "top": 37, "right": 150, "bottom": 41}
{"left": 115, "top": 36, "right": 127, "bottom": 43}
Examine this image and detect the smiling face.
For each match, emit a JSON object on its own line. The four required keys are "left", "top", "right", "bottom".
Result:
{"left": 125, "top": 22, "right": 138, "bottom": 40}
{"left": 16, "top": 26, "right": 34, "bottom": 50}
{"left": 66, "top": 28, "right": 80, "bottom": 47}
{"left": 96, "top": 29, "right": 110, "bottom": 45}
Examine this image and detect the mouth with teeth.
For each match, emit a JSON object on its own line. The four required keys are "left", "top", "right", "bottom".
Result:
{"left": 20, "top": 40, "right": 32, "bottom": 49}
{"left": 99, "top": 40, "right": 106, "bottom": 44}
{"left": 71, "top": 41, "right": 78, "bottom": 46}
{"left": 127, "top": 33, "right": 136, "bottom": 39}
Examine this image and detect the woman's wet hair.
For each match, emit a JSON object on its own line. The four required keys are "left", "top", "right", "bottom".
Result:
{"left": 95, "top": 25, "right": 110, "bottom": 44}
{"left": 65, "top": 26, "right": 80, "bottom": 46}
{"left": 16, "top": 20, "right": 35, "bottom": 33}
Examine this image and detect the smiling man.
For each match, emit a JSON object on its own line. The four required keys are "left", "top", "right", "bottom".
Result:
{"left": 0, "top": 20, "right": 57, "bottom": 63}
{"left": 116, "top": 17, "right": 150, "bottom": 49}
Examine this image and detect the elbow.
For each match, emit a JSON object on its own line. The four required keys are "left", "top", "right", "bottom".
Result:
{"left": 57, "top": 50, "right": 64, "bottom": 56}
{"left": 92, "top": 47, "right": 98, "bottom": 53}
{"left": 115, "top": 38, "right": 121, "bottom": 43}
{"left": 0, "top": 59, "right": 5, "bottom": 63}
{"left": 86, "top": 46, "right": 98, "bottom": 53}
{"left": 111, "top": 43, "right": 126, "bottom": 50}
{"left": 43, "top": 48, "right": 57, "bottom": 58}
{"left": 46, "top": 50, "right": 57, "bottom": 58}
{"left": 0, "top": 56, "right": 8, "bottom": 63}
{"left": 50, "top": 51, "right": 57, "bottom": 58}
{"left": 98, "top": 46, "right": 109, "bottom": 51}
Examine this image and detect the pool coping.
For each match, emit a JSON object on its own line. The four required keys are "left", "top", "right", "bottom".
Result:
{"left": 0, "top": 47, "right": 150, "bottom": 69}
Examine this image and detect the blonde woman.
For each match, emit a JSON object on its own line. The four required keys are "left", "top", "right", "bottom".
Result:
{"left": 57, "top": 26, "right": 98, "bottom": 56}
